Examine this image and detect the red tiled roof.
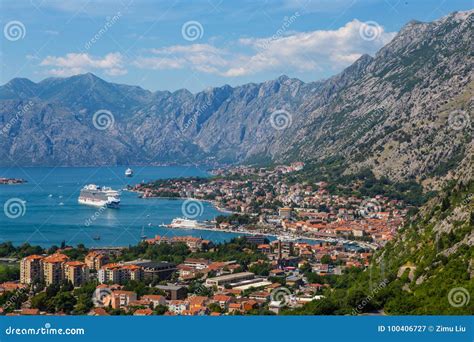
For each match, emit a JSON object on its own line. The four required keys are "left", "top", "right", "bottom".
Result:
{"left": 64, "top": 261, "right": 85, "bottom": 267}
{"left": 43, "top": 253, "right": 69, "bottom": 263}
{"left": 24, "top": 255, "right": 43, "bottom": 261}
{"left": 20, "top": 308, "right": 40, "bottom": 315}
{"left": 134, "top": 308, "right": 153, "bottom": 316}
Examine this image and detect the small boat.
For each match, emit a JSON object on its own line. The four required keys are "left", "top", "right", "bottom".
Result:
{"left": 48, "top": 194, "right": 53, "bottom": 198}
{"left": 59, "top": 202, "right": 64, "bottom": 206}
{"left": 125, "top": 168, "right": 134, "bottom": 177}
{"left": 93, "top": 235, "right": 101, "bottom": 241}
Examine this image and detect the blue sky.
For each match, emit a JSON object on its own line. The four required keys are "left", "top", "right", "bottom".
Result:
{"left": 0, "top": 0, "right": 472, "bottom": 92}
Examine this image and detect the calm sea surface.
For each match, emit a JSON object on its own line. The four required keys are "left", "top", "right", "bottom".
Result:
{"left": 0, "top": 166, "right": 243, "bottom": 248}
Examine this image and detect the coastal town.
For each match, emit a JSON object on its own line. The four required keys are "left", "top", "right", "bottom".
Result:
{"left": 0, "top": 163, "right": 412, "bottom": 316}
{"left": 131, "top": 163, "right": 408, "bottom": 248}
{"left": 1, "top": 234, "right": 373, "bottom": 316}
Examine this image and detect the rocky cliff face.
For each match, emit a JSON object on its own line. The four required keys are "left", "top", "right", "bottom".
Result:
{"left": 0, "top": 10, "right": 472, "bottom": 184}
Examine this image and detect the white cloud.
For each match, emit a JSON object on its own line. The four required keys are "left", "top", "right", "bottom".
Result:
{"left": 40, "top": 52, "right": 127, "bottom": 76}
{"left": 224, "top": 19, "right": 395, "bottom": 76}
{"left": 133, "top": 19, "right": 395, "bottom": 77}
{"left": 134, "top": 44, "right": 231, "bottom": 74}
{"left": 37, "top": 20, "right": 395, "bottom": 80}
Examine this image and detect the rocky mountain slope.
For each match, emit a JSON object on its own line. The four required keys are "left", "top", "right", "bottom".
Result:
{"left": 0, "top": 10, "right": 472, "bottom": 185}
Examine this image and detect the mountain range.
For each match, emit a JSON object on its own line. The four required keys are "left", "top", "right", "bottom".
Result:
{"left": 0, "top": 10, "right": 472, "bottom": 187}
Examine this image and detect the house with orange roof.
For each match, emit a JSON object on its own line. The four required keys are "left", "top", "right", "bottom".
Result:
{"left": 212, "top": 294, "right": 233, "bottom": 310}
{"left": 242, "top": 299, "right": 258, "bottom": 312}
{"left": 0, "top": 282, "right": 26, "bottom": 294}
{"left": 228, "top": 302, "right": 242, "bottom": 314}
{"left": 107, "top": 290, "right": 137, "bottom": 309}
{"left": 88, "top": 308, "right": 110, "bottom": 316}
{"left": 257, "top": 244, "right": 271, "bottom": 253}
{"left": 188, "top": 295, "right": 209, "bottom": 311}
{"left": 20, "top": 308, "right": 40, "bottom": 315}
{"left": 141, "top": 294, "right": 166, "bottom": 308}
{"left": 134, "top": 308, "right": 153, "bottom": 316}
{"left": 168, "top": 300, "right": 188, "bottom": 315}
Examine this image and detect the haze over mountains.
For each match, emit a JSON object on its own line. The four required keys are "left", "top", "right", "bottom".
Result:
{"left": 1, "top": 10, "right": 472, "bottom": 185}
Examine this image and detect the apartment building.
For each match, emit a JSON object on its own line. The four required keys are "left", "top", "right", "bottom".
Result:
{"left": 98, "top": 263, "right": 144, "bottom": 284}
{"left": 20, "top": 255, "right": 43, "bottom": 284}
{"left": 64, "top": 261, "right": 89, "bottom": 286}
{"left": 85, "top": 251, "right": 109, "bottom": 270}
{"left": 42, "top": 253, "right": 69, "bottom": 286}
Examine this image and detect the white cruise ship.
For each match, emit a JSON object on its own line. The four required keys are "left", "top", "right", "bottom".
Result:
{"left": 166, "top": 218, "right": 215, "bottom": 229}
{"left": 168, "top": 218, "right": 199, "bottom": 228}
{"left": 125, "top": 168, "right": 134, "bottom": 177}
{"left": 78, "top": 184, "right": 121, "bottom": 208}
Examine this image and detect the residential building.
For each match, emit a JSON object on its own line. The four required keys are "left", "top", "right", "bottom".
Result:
{"left": 155, "top": 284, "right": 188, "bottom": 300}
{"left": 20, "top": 255, "right": 43, "bottom": 284}
{"left": 85, "top": 251, "right": 109, "bottom": 270}
{"left": 64, "top": 261, "right": 89, "bottom": 286}
{"left": 205, "top": 272, "right": 255, "bottom": 288}
{"left": 42, "top": 253, "right": 69, "bottom": 285}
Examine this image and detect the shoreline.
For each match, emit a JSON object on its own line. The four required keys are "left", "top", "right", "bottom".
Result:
{"left": 155, "top": 222, "right": 377, "bottom": 250}
{"left": 127, "top": 190, "right": 237, "bottom": 215}
{"left": 129, "top": 190, "right": 377, "bottom": 250}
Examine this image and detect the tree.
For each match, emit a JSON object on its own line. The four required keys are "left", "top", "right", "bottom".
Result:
{"left": 321, "top": 255, "right": 333, "bottom": 265}
{"left": 208, "top": 303, "right": 223, "bottom": 313}
{"left": 53, "top": 292, "right": 77, "bottom": 314}
{"left": 249, "top": 262, "right": 271, "bottom": 276}
{"left": 31, "top": 292, "right": 48, "bottom": 311}
{"left": 46, "top": 283, "right": 60, "bottom": 298}
{"left": 0, "top": 265, "right": 20, "bottom": 282}
{"left": 153, "top": 304, "right": 168, "bottom": 315}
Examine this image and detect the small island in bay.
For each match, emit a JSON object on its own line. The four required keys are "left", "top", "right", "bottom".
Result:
{"left": 0, "top": 177, "right": 26, "bottom": 185}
